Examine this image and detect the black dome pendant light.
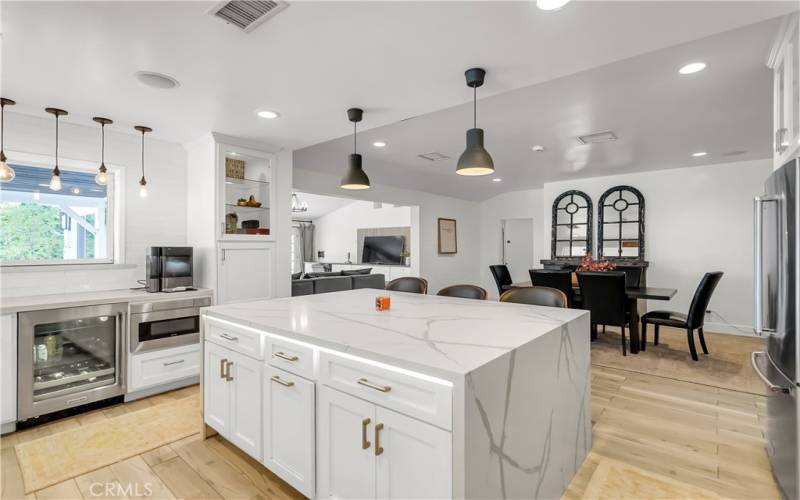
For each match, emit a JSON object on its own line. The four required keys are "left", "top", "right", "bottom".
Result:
{"left": 340, "top": 107, "right": 370, "bottom": 190}
{"left": 456, "top": 68, "right": 495, "bottom": 176}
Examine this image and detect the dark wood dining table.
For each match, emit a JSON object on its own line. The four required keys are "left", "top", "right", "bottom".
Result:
{"left": 509, "top": 281, "right": 677, "bottom": 354}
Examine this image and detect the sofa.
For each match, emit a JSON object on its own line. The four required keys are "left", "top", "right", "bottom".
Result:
{"left": 291, "top": 269, "right": 386, "bottom": 296}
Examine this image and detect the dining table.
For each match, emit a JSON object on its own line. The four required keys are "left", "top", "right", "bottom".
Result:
{"left": 509, "top": 281, "right": 677, "bottom": 354}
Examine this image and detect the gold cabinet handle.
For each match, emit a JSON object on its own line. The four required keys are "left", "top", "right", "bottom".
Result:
{"left": 361, "top": 418, "right": 371, "bottom": 450}
{"left": 274, "top": 351, "right": 299, "bottom": 362}
{"left": 219, "top": 358, "right": 227, "bottom": 379}
{"left": 357, "top": 378, "right": 391, "bottom": 393}
{"left": 271, "top": 375, "right": 295, "bottom": 387}
{"left": 375, "top": 423, "right": 384, "bottom": 456}
{"left": 225, "top": 361, "right": 234, "bottom": 381}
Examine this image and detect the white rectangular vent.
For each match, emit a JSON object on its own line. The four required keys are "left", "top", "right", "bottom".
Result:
{"left": 418, "top": 152, "right": 450, "bottom": 162}
{"left": 209, "top": 1, "right": 289, "bottom": 33}
{"left": 577, "top": 131, "right": 617, "bottom": 145}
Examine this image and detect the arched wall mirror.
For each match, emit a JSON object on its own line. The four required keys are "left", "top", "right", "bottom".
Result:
{"left": 551, "top": 190, "right": 593, "bottom": 259}
{"left": 598, "top": 185, "right": 645, "bottom": 259}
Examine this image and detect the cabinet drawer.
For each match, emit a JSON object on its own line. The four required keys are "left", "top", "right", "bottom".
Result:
{"left": 130, "top": 344, "right": 199, "bottom": 391}
{"left": 319, "top": 351, "right": 452, "bottom": 430}
{"left": 206, "top": 318, "right": 264, "bottom": 360}
{"left": 266, "top": 337, "right": 315, "bottom": 379}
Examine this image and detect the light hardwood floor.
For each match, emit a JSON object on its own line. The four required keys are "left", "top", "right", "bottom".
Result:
{"left": 1, "top": 331, "right": 777, "bottom": 499}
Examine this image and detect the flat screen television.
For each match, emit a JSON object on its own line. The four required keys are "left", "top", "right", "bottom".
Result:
{"left": 362, "top": 236, "right": 404, "bottom": 265}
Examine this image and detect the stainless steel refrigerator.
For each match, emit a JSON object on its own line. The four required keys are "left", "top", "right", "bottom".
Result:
{"left": 753, "top": 157, "right": 800, "bottom": 500}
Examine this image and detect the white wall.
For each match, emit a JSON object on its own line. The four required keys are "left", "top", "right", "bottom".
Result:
{"left": 313, "top": 200, "right": 412, "bottom": 264}
{"left": 293, "top": 167, "right": 481, "bottom": 294}
{"left": 1, "top": 111, "right": 187, "bottom": 296}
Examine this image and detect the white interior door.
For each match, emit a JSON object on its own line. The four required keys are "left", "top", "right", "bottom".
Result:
{"left": 501, "top": 218, "right": 534, "bottom": 283}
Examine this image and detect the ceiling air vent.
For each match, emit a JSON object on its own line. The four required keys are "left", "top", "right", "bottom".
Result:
{"left": 418, "top": 152, "right": 450, "bottom": 162}
{"left": 209, "top": 1, "right": 289, "bottom": 33}
{"left": 577, "top": 131, "right": 618, "bottom": 145}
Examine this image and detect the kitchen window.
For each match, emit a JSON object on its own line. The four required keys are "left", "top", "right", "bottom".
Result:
{"left": 0, "top": 163, "right": 115, "bottom": 266}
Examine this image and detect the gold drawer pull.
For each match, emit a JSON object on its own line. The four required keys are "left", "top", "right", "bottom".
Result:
{"left": 274, "top": 351, "right": 299, "bottom": 362}
{"left": 358, "top": 378, "right": 391, "bottom": 393}
{"left": 270, "top": 375, "right": 295, "bottom": 387}
{"left": 220, "top": 333, "right": 239, "bottom": 342}
{"left": 225, "top": 361, "right": 234, "bottom": 381}
{"left": 219, "top": 358, "right": 227, "bottom": 379}
{"left": 361, "top": 418, "right": 371, "bottom": 449}
{"left": 375, "top": 423, "right": 384, "bottom": 456}
{"left": 163, "top": 359, "right": 185, "bottom": 367}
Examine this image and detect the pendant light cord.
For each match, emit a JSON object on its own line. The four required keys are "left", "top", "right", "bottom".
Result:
{"left": 473, "top": 85, "right": 477, "bottom": 129}
{"left": 140, "top": 131, "right": 145, "bottom": 179}
{"left": 101, "top": 124, "right": 105, "bottom": 163}
{"left": 353, "top": 121, "right": 357, "bottom": 154}
{"left": 55, "top": 115, "right": 59, "bottom": 167}
{"left": 1, "top": 102, "right": 4, "bottom": 152}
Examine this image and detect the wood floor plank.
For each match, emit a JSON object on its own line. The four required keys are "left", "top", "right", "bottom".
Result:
{"left": 74, "top": 466, "right": 130, "bottom": 499}
{"left": 141, "top": 446, "right": 178, "bottom": 468}
{"left": 109, "top": 456, "right": 175, "bottom": 499}
{"left": 151, "top": 457, "right": 222, "bottom": 500}
{"left": 171, "top": 437, "right": 263, "bottom": 500}
{"left": 33, "top": 479, "right": 83, "bottom": 500}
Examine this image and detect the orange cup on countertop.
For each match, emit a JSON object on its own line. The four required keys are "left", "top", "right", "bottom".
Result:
{"left": 375, "top": 295, "right": 391, "bottom": 311}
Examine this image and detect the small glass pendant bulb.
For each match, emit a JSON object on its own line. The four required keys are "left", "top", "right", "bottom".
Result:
{"left": 0, "top": 153, "right": 14, "bottom": 183}
{"left": 49, "top": 167, "right": 62, "bottom": 191}
{"left": 138, "top": 176, "right": 148, "bottom": 198}
{"left": 95, "top": 164, "right": 108, "bottom": 185}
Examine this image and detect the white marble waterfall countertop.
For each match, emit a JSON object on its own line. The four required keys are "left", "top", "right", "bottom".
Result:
{"left": 204, "top": 289, "right": 588, "bottom": 380}
{"left": 1, "top": 287, "right": 213, "bottom": 314}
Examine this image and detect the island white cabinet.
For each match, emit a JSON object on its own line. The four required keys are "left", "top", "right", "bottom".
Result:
{"left": 317, "top": 385, "right": 452, "bottom": 500}
{"left": 262, "top": 366, "right": 315, "bottom": 498}
{"left": 217, "top": 242, "right": 275, "bottom": 305}
{"left": 203, "top": 341, "right": 262, "bottom": 460}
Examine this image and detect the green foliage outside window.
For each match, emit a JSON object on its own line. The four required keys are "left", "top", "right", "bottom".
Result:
{"left": 0, "top": 203, "right": 64, "bottom": 261}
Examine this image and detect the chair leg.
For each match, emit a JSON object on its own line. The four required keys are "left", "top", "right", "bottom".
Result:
{"left": 654, "top": 324, "right": 660, "bottom": 346}
{"left": 687, "top": 328, "right": 699, "bottom": 361}
{"left": 641, "top": 322, "right": 647, "bottom": 352}
{"left": 621, "top": 325, "right": 627, "bottom": 356}
{"left": 602, "top": 325, "right": 606, "bottom": 334}
{"left": 698, "top": 327, "right": 709, "bottom": 355}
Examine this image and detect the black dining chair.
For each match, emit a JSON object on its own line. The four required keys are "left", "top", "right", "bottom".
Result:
{"left": 489, "top": 265, "right": 513, "bottom": 296}
{"left": 437, "top": 284, "right": 488, "bottom": 300}
{"left": 641, "top": 272, "right": 723, "bottom": 361}
{"left": 614, "top": 265, "right": 643, "bottom": 288}
{"left": 577, "top": 271, "right": 632, "bottom": 355}
{"left": 499, "top": 286, "right": 568, "bottom": 308}
{"left": 386, "top": 276, "right": 428, "bottom": 294}
{"left": 530, "top": 269, "right": 575, "bottom": 308}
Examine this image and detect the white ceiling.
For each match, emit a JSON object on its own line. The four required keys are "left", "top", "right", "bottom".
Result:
{"left": 296, "top": 15, "right": 788, "bottom": 200}
{"left": 2, "top": 0, "right": 796, "bottom": 152}
{"left": 293, "top": 191, "right": 354, "bottom": 220}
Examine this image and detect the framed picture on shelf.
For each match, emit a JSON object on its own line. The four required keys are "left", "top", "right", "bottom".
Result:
{"left": 437, "top": 218, "right": 457, "bottom": 254}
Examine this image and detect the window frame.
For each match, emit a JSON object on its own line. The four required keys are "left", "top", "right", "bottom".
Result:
{"left": 597, "top": 185, "right": 645, "bottom": 260}
{"left": 0, "top": 150, "right": 124, "bottom": 268}
{"left": 551, "top": 190, "right": 593, "bottom": 259}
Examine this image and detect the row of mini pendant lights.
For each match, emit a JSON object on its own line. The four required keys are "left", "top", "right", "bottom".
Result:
{"left": 340, "top": 67, "right": 493, "bottom": 190}
{"left": 0, "top": 97, "right": 153, "bottom": 198}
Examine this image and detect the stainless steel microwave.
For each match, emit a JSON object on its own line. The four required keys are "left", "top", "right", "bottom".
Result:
{"left": 145, "top": 247, "right": 193, "bottom": 293}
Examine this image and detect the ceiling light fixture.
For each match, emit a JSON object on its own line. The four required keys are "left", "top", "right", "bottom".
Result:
{"left": 0, "top": 97, "right": 16, "bottom": 183}
{"left": 291, "top": 192, "right": 308, "bottom": 213}
{"left": 691, "top": 151, "right": 707, "bottom": 157}
{"left": 457, "top": 68, "right": 494, "bottom": 176}
{"left": 45, "top": 107, "right": 68, "bottom": 191}
{"left": 72, "top": 187, "right": 81, "bottom": 195}
{"left": 492, "top": 178, "right": 502, "bottom": 182}
{"left": 537, "top": 0, "right": 571, "bottom": 11}
{"left": 373, "top": 141, "right": 387, "bottom": 148}
{"left": 679, "top": 62, "right": 706, "bottom": 75}
{"left": 340, "top": 108, "right": 370, "bottom": 190}
{"left": 135, "top": 71, "right": 180, "bottom": 89}
{"left": 93, "top": 117, "right": 113, "bottom": 186}
{"left": 257, "top": 110, "right": 280, "bottom": 119}
{"left": 532, "top": 145, "right": 545, "bottom": 152}
{"left": 134, "top": 125, "right": 152, "bottom": 198}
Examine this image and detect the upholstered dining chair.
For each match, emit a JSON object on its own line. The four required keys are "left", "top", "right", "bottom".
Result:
{"left": 386, "top": 276, "right": 429, "bottom": 294}
{"left": 530, "top": 269, "right": 576, "bottom": 308}
{"left": 489, "top": 265, "right": 513, "bottom": 296}
{"left": 577, "top": 271, "right": 632, "bottom": 355}
{"left": 499, "top": 286, "right": 567, "bottom": 308}
{"left": 640, "top": 272, "right": 723, "bottom": 361}
{"left": 437, "top": 284, "right": 488, "bottom": 300}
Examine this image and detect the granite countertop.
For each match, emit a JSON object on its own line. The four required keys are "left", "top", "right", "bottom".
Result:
{"left": 1, "top": 287, "right": 213, "bottom": 314}
{"left": 204, "top": 289, "right": 587, "bottom": 380}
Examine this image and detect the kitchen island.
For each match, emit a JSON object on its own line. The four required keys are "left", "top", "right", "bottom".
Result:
{"left": 201, "top": 289, "right": 590, "bottom": 499}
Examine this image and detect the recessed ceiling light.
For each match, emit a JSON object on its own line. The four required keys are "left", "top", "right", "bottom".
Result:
{"left": 373, "top": 141, "right": 387, "bottom": 148}
{"left": 537, "top": 0, "right": 571, "bottom": 11}
{"left": 134, "top": 71, "right": 180, "bottom": 89}
{"left": 679, "top": 62, "right": 706, "bottom": 75}
{"left": 228, "top": 151, "right": 239, "bottom": 156}
{"left": 492, "top": 178, "right": 503, "bottom": 182}
{"left": 256, "top": 110, "right": 280, "bottom": 119}
{"left": 691, "top": 151, "right": 708, "bottom": 157}
{"left": 72, "top": 187, "right": 81, "bottom": 194}
{"left": 532, "top": 145, "right": 545, "bottom": 152}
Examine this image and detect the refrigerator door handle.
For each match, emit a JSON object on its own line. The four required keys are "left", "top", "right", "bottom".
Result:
{"left": 754, "top": 195, "right": 779, "bottom": 336}
{"left": 752, "top": 351, "right": 792, "bottom": 394}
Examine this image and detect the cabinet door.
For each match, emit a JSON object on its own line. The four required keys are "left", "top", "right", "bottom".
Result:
{"left": 1, "top": 314, "right": 16, "bottom": 425}
{"left": 317, "top": 386, "right": 376, "bottom": 499}
{"left": 375, "top": 406, "right": 452, "bottom": 500}
{"left": 774, "top": 15, "right": 800, "bottom": 167}
{"left": 203, "top": 341, "right": 230, "bottom": 436}
{"left": 218, "top": 244, "right": 274, "bottom": 304}
{"left": 263, "top": 367, "right": 315, "bottom": 498}
{"left": 229, "top": 351, "right": 262, "bottom": 460}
